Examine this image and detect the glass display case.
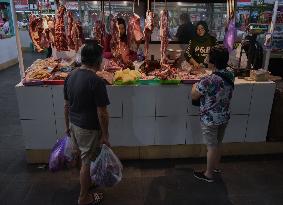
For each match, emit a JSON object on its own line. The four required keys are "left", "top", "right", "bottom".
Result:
{"left": 74, "top": 1, "right": 145, "bottom": 38}
{"left": 61, "top": 1, "right": 227, "bottom": 42}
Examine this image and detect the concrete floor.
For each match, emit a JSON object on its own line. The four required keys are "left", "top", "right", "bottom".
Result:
{"left": 0, "top": 52, "right": 283, "bottom": 205}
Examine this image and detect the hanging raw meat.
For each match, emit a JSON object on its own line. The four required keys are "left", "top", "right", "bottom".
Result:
{"left": 160, "top": 9, "right": 169, "bottom": 65}
{"left": 29, "top": 14, "right": 46, "bottom": 52}
{"left": 110, "top": 17, "right": 120, "bottom": 57}
{"left": 144, "top": 11, "right": 154, "bottom": 61}
{"left": 67, "top": 11, "right": 75, "bottom": 50}
{"left": 72, "top": 21, "right": 85, "bottom": 52}
{"left": 54, "top": 6, "right": 68, "bottom": 51}
{"left": 103, "top": 33, "right": 111, "bottom": 53}
{"left": 40, "top": 16, "right": 51, "bottom": 48}
{"left": 45, "top": 16, "right": 55, "bottom": 45}
{"left": 127, "top": 14, "right": 143, "bottom": 50}
{"left": 93, "top": 20, "right": 105, "bottom": 46}
{"left": 103, "top": 15, "right": 112, "bottom": 53}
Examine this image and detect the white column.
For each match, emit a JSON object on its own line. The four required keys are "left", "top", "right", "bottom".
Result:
{"left": 10, "top": 0, "right": 25, "bottom": 79}
{"left": 264, "top": 0, "right": 279, "bottom": 70}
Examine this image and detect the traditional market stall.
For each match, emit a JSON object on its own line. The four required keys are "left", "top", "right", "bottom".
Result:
{"left": 13, "top": 0, "right": 281, "bottom": 163}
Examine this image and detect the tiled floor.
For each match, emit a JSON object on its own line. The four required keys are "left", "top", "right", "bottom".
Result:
{"left": 0, "top": 52, "right": 283, "bottom": 205}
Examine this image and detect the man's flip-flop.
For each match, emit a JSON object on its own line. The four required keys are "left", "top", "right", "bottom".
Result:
{"left": 78, "top": 192, "right": 103, "bottom": 205}
{"left": 92, "top": 192, "right": 103, "bottom": 203}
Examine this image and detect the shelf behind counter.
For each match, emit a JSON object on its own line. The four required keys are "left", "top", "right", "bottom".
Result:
{"left": 15, "top": 78, "right": 277, "bottom": 163}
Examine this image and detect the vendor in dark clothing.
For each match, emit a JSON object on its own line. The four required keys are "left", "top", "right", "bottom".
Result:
{"left": 175, "top": 13, "right": 195, "bottom": 44}
{"left": 184, "top": 21, "right": 217, "bottom": 69}
{"left": 117, "top": 18, "right": 127, "bottom": 43}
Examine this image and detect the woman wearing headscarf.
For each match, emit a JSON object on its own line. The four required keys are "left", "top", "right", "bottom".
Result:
{"left": 184, "top": 21, "right": 217, "bottom": 69}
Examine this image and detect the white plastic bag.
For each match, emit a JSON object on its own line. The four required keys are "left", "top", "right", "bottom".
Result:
{"left": 90, "top": 144, "right": 123, "bottom": 187}
{"left": 64, "top": 136, "right": 74, "bottom": 161}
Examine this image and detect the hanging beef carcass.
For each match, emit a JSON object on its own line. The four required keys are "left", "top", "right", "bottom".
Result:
{"left": 54, "top": 6, "right": 68, "bottom": 51}
{"left": 144, "top": 11, "right": 154, "bottom": 61}
{"left": 67, "top": 11, "right": 75, "bottom": 50}
{"left": 93, "top": 20, "right": 105, "bottom": 46}
{"left": 110, "top": 17, "right": 120, "bottom": 57}
{"left": 160, "top": 9, "right": 169, "bottom": 65}
{"left": 40, "top": 17, "right": 50, "bottom": 49}
{"left": 103, "top": 33, "right": 112, "bottom": 53}
{"left": 127, "top": 14, "right": 143, "bottom": 50}
{"left": 29, "top": 14, "right": 45, "bottom": 52}
{"left": 45, "top": 16, "right": 55, "bottom": 46}
{"left": 72, "top": 21, "right": 85, "bottom": 52}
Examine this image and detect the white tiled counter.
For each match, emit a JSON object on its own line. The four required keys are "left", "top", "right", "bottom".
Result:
{"left": 15, "top": 78, "right": 276, "bottom": 152}
{"left": 0, "top": 37, "right": 18, "bottom": 70}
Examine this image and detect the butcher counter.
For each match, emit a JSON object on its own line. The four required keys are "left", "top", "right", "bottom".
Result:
{"left": 15, "top": 78, "right": 283, "bottom": 163}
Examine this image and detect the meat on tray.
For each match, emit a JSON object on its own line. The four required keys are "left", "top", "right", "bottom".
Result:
{"left": 103, "top": 59, "right": 123, "bottom": 72}
{"left": 96, "top": 71, "right": 114, "bottom": 84}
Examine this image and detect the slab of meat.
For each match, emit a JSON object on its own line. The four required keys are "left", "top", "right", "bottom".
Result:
{"left": 29, "top": 14, "right": 45, "bottom": 52}
{"left": 144, "top": 11, "right": 154, "bottom": 61}
{"left": 148, "top": 65, "right": 178, "bottom": 80}
{"left": 54, "top": 6, "right": 68, "bottom": 51}
{"left": 72, "top": 21, "right": 84, "bottom": 52}
{"left": 103, "top": 59, "right": 123, "bottom": 72}
{"left": 67, "top": 11, "right": 75, "bottom": 50}
{"left": 45, "top": 16, "right": 55, "bottom": 45}
{"left": 160, "top": 9, "right": 169, "bottom": 65}
{"left": 93, "top": 20, "right": 105, "bottom": 46}
{"left": 103, "top": 33, "right": 112, "bottom": 52}
{"left": 110, "top": 17, "right": 120, "bottom": 57}
{"left": 96, "top": 70, "right": 114, "bottom": 84}
{"left": 127, "top": 14, "right": 143, "bottom": 50}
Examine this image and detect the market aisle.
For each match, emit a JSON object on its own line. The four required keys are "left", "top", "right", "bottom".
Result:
{"left": 1, "top": 52, "right": 283, "bottom": 205}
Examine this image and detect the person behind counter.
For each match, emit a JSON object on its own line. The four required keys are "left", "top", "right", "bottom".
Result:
{"left": 116, "top": 17, "right": 137, "bottom": 66}
{"left": 64, "top": 40, "right": 111, "bottom": 205}
{"left": 175, "top": 13, "right": 195, "bottom": 45}
{"left": 184, "top": 21, "right": 217, "bottom": 69}
{"left": 117, "top": 17, "right": 127, "bottom": 43}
